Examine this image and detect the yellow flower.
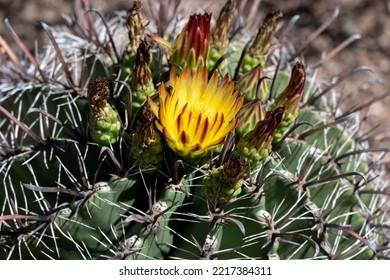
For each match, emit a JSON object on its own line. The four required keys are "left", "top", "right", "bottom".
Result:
{"left": 147, "top": 67, "right": 244, "bottom": 158}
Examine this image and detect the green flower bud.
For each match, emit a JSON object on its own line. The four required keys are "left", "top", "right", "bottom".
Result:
{"left": 236, "top": 99, "right": 265, "bottom": 137}
{"left": 237, "top": 64, "right": 268, "bottom": 102}
{"left": 201, "top": 157, "right": 247, "bottom": 205}
{"left": 272, "top": 62, "right": 306, "bottom": 142}
{"left": 130, "top": 107, "right": 164, "bottom": 171}
{"left": 235, "top": 107, "right": 284, "bottom": 170}
{"left": 131, "top": 40, "right": 155, "bottom": 113}
{"left": 87, "top": 78, "right": 120, "bottom": 146}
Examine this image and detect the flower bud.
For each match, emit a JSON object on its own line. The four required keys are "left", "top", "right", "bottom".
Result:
{"left": 242, "top": 10, "right": 282, "bottom": 73}
{"left": 249, "top": 9, "right": 282, "bottom": 59}
{"left": 208, "top": 0, "right": 237, "bottom": 70}
{"left": 236, "top": 64, "right": 268, "bottom": 102}
{"left": 272, "top": 62, "right": 306, "bottom": 142}
{"left": 201, "top": 156, "right": 247, "bottom": 204}
{"left": 130, "top": 107, "right": 164, "bottom": 171}
{"left": 211, "top": 0, "right": 236, "bottom": 51}
{"left": 150, "top": 13, "right": 211, "bottom": 71}
{"left": 273, "top": 62, "right": 306, "bottom": 119}
{"left": 87, "top": 78, "right": 120, "bottom": 146}
{"left": 236, "top": 99, "right": 265, "bottom": 137}
{"left": 235, "top": 107, "right": 284, "bottom": 170}
{"left": 131, "top": 40, "right": 155, "bottom": 112}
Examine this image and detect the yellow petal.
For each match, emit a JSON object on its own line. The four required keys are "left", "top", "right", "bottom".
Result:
{"left": 152, "top": 67, "right": 243, "bottom": 158}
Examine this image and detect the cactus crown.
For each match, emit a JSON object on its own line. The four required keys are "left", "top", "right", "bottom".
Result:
{"left": 0, "top": 0, "right": 389, "bottom": 260}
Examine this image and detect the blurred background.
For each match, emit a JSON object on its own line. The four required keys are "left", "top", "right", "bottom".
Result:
{"left": 1, "top": 0, "right": 389, "bottom": 149}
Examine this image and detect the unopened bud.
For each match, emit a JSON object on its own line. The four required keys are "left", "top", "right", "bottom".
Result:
{"left": 235, "top": 107, "right": 284, "bottom": 170}
{"left": 236, "top": 64, "right": 268, "bottom": 101}
{"left": 272, "top": 62, "right": 306, "bottom": 142}
{"left": 150, "top": 13, "right": 211, "bottom": 71}
{"left": 242, "top": 10, "right": 282, "bottom": 73}
{"left": 248, "top": 10, "right": 282, "bottom": 59}
{"left": 211, "top": 0, "right": 237, "bottom": 52}
{"left": 126, "top": 1, "right": 149, "bottom": 55}
{"left": 130, "top": 107, "right": 164, "bottom": 171}
{"left": 273, "top": 62, "right": 306, "bottom": 119}
{"left": 236, "top": 99, "right": 265, "bottom": 137}
{"left": 201, "top": 157, "right": 247, "bottom": 204}
{"left": 131, "top": 40, "right": 155, "bottom": 111}
{"left": 87, "top": 78, "right": 120, "bottom": 146}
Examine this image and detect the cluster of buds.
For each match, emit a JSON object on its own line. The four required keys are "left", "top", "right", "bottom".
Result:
{"left": 87, "top": 78, "right": 120, "bottom": 146}
{"left": 87, "top": 1, "right": 305, "bottom": 196}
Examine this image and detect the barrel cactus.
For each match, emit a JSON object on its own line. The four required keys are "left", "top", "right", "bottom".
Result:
{"left": 1, "top": 0, "right": 389, "bottom": 260}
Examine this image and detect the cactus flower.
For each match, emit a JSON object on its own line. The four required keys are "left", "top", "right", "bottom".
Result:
{"left": 147, "top": 67, "right": 244, "bottom": 158}
{"left": 149, "top": 13, "right": 211, "bottom": 70}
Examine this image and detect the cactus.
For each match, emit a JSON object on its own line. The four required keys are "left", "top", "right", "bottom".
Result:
{"left": 0, "top": 0, "right": 389, "bottom": 260}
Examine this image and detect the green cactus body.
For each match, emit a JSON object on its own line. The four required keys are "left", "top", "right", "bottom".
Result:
{"left": 0, "top": 0, "right": 388, "bottom": 261}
